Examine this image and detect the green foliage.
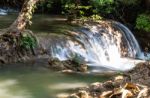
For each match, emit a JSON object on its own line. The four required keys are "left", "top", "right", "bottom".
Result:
{"left": 61, "top": 0, "right": 92, "bottom": 21}
{"left": 90, "top": 0, "right": 116, "bottom": 15}
{"left": 90, "top": 14, "right": 103, "bottom": 20}
{"left": 20, "top": 33, "right": 37, "bottom": 49}
{"left": 37, "top": 0, "right": 54, "bottom": 12}
{"left": 136, "top": 14, "right": 150, "bottom": 32}
{"left": 79, "top": 14, "right": 102, "bottom": 23}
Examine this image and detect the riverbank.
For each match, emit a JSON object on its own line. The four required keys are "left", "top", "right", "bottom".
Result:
{"left": 67, "top": 62, "right": 150, "bottom": 98}
{"left": 0, "top": 14, "right": 150, "bottom": 98}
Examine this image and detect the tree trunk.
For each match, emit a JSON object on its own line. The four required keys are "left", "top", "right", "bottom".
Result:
{"left": 0, "top": 0, "right": 40, "bottom": 64}
{"left": 7, "top": 0, "right": 40, "bottom": 36}
{"left": 145, "top": 0, "right": 150, "bottom": 10}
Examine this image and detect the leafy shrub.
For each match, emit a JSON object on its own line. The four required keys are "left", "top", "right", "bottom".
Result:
{"left": 20, "top": 33, "right": 37, "bottom": 50}
{"left": 61, "top": 0, "right": 92, "bottom": 22}
{"left": 90, "top": 0, "right": 116, "bottom": 15}
{"left": 136, "top": 14, "right": 150, "bottom": 32}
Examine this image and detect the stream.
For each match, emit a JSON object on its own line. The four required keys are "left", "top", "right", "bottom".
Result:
{"left": 0, "top": 13, "right": 149, "bottom": 98}
{"left": 0, "top": 61, "right": 109, "bottom": 98}
{"left": 0, "top": 13, "right": 116, "bottom": 98}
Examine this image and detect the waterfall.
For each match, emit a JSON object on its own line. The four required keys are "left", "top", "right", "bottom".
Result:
{"left": 39, "top": 21, "right": 143, "bottom": 71}
{"left": 112, "top": 22, "right": 142, "bottom": 58}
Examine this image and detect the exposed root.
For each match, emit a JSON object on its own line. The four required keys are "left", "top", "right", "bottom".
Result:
{"left": 0, "top": 29, "right": 37, "bottom": 64}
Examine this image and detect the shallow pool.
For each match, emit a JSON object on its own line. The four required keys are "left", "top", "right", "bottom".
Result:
{"left": 0, "top": 62, "right": 109, "bottom": 98}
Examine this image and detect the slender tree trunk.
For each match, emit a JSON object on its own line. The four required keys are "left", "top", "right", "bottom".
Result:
{"left": 7, "top": 0, "right": 40, "bottom": 36}
{"left": 145, "top": 0, "right": 150, "bottom": 10}
{"left": 0, "top": 0, "right": 40, "bottom": 63}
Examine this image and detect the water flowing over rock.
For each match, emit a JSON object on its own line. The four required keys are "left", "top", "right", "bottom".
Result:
{"left": 0, "top": 8, "right": 18, "bottom": 15}
{"left": 39, "top": 21, "right": 144, "bottom": 71}
{"left": 0, "top": 8, "right": 7, "bottom": 15}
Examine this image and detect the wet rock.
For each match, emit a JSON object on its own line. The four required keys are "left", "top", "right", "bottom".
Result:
{"left": 61, "top": 69, "right": 74, "bottom": 73}
{"left": 0, "top": 57, "right": 6, "bottom": 64}
{"left": 68, "top": 94, "right": 80, "bottom": 98}
{"left": 0, "top": 29, "right": 36, "bottom": 64}
{"left": 66, "top": 62, "right": 150, "bottom": 98}
{"left": 67, "top": 81, "right": 150, "bottom": 98}
{"left": 68, "top": 90, "right": 89, "bottom": 98}
{"left": 48, "top": 58, "right": 66, "bottom": 71}
{"left": 77, "top": 90, "right": 89, "bottom": 98}
{"left": 77, "top": 64, "right": 87, "bottom": 72}
{"left": 48, "top": 58, "right": 88, "bottom": 72}
{"left": 114, "top": 75, "right": 124, "bottom": 81}
{"left": 124, "top": 62, "right": 150, "bottom": 86}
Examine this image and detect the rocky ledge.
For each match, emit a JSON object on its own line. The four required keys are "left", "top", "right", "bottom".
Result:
{"left": 66, "top": 62, "right": 150, "bottom": 98}
{"left": 48, "top": 58, "right": 88, "bottom": 72}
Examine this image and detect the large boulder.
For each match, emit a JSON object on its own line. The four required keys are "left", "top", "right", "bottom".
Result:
{"left": 66, "top": 62, "right": 150, "bottom": 98}
{"left": 123, "top": 62, "right": 150, "bottom": 86}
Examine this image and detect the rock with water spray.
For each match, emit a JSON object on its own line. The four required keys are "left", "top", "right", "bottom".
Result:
{"left": 48, "top": 58, "right": 87, "bottom": 72}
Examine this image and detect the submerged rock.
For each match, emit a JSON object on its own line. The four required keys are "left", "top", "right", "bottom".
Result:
{"left": 48, "top": 58, "right": 88, "bottom": 72}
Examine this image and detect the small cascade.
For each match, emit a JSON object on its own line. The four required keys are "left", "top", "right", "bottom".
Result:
{"left": 39, "top": 21, "right": 143, "bottom": 71}
{"left": 0, "top": 8, "right": 18, "bottom": 15}
{"left": 112, "top": 22, "right": 142, "bottom": 58}
{"left": 0, "top": 8, "right": 7, "bottom": 15}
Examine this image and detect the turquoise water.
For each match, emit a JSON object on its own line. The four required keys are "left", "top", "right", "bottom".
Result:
{"left": 0, "top": 63, "right": 109, "bottom": 98}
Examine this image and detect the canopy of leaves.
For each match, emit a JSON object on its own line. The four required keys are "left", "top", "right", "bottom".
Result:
{"left": 136, "top": 14, "right": 150, "bottom": 32}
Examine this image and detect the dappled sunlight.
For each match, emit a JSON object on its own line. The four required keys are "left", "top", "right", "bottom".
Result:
{"left": 0, "top": 68, "right": 107, "bottom": 98}
{"left": 56, "top": 93, "right": 70, "bottom": 98}
{"left": 48, "top": 82, "right": 88, "bottom": 90}
{"left": 0, "top": 79, "right": 17, "bottom": 87}
{"left": 40, "top": 21, "right": 144, "bottom": 71}
{"left": 0, "top": 79, "right": 32, "bottom": 98}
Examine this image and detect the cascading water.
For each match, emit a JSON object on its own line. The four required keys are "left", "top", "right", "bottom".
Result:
{"left": 112, "top": 22, "right": 142, "bottom": 58}
{"left": 0, "top": 8, "right": 18, "bottom": 15}
{"left": 0, "top": 8, "right": 7, "bottom": 15}
{"left": 39, "top": 21, "right": 144, "bottom": 71}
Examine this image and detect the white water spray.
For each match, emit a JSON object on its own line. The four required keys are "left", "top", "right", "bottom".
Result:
{"left": 39, "top": 21, "right": 144, "bottom": 71}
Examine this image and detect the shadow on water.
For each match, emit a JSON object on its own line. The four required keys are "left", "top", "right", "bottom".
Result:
{"left": 0, "top": 62, "right": 110, "bottom": 98}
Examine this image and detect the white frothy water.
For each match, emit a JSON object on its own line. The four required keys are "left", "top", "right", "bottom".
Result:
{"left": 40, "top": 21, "right": 145, "bottom": 71}
{"left": 112, "top": 22, "right": 142, "bottom": 58}
{"left": 0, "top": 8, "right": 18, "bottom": 15}
{"left": 0, "top": 9, "right": 7, "bottom": 15}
